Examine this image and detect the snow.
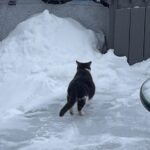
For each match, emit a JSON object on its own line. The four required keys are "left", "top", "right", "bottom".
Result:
{"left": 0, "top": 10, "right": 150, "bottom": 150}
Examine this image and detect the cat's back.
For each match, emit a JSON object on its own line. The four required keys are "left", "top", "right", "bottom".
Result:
{"left": 69, "top": 70, "right": 95, "bottom": 90}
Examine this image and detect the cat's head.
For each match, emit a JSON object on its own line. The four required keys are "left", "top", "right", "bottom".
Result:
{"left": 76, "top": 60, "right": 92, "bottom": 71}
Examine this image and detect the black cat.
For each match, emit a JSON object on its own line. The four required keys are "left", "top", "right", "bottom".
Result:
{"left": 59, "top": 61, "right": 95, "bottom": 117}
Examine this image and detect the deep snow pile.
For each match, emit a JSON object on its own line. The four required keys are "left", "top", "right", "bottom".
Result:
{"left": 0, "top": 10, "right": 103, "bottom": 118}
{"left": 0, "top": 10, "right": 150, "bottom": 150}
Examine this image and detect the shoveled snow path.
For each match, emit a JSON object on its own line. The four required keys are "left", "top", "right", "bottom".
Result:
{"left": 1, "top": 56, "right": 150, "bottom": 150}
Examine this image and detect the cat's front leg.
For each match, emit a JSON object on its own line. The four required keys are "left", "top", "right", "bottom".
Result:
{"left": 79, "top": 110, "right": 85, "bottom": 116}
{"left": 69, "top": 107, "right": 74, "bottom": 115}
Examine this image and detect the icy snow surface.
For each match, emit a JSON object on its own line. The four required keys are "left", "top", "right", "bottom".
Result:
{"left": 0, "top": 10, "right": 150, "bottom": 150}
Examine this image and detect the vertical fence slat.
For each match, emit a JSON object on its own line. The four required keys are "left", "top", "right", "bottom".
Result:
{"left": 128, "top": 7, "right": 145, "bottom": 64}
{"left": 114, "top": 8, "right": 130, "bottom": 57}
{"left": 109, "top": 0, "right": 150, "bottom": 64}
{"left": 144, "top": 6, "right": 150, "bottom": 60}
{"left": 108, "top": 0, "right": 118, "bottom": 49}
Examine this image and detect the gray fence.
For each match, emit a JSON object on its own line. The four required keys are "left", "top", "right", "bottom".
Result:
{"left": 108, "top": 0, "right": 150, "bottom": 64}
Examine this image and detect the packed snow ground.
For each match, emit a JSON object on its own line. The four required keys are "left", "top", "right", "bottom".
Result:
{"left": 0, "top": 10, "right": 150, "bottom": 150}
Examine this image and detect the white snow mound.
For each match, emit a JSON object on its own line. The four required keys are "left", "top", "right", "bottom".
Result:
{"left": 0, "top": 10, "right": 103, "bottom": 118}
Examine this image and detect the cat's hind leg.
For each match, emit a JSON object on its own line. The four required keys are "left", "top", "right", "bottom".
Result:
{"left": 67, "top": 95, "right": 74, "bottom": 115}
{"left": 69, "top": 107, "right": 74, "bottom": 115}
{"left": 77, "top": 98, "right": 86, "bottom": 116}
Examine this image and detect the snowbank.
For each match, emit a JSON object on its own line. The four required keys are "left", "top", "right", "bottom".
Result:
{"left": 0, "top": 10, "right": 103, "bottom": 118}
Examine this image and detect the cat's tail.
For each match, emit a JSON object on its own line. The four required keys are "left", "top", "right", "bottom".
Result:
{"left": 59, "top": 99, "right": 76, "bottom": 117}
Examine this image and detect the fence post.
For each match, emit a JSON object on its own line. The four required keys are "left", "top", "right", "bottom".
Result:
{"left": 108, "top": 0, "right": 117, "bottom": 49}
{"left": 128, "top": 7, "right": 146, "bottom": 64}
{"left": 114, "top": 7, "right": 131, "bottom": 58}
{"left": 144, "top": 5, "right": 150, "bottom": 59}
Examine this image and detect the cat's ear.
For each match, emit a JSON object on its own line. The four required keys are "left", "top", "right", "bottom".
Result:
{"left": 76, "top": 60, "right": 79, "bottom": 64}
{"left": 88, "top": 61, "right": 92, "bottom": 65}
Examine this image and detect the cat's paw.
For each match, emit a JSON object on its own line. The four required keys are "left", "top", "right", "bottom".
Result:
{"left": 70, "top": 109, "right": 74, "bottom": 115}
{"left": 79, "top": 110, "right": 85, "bottom": 116}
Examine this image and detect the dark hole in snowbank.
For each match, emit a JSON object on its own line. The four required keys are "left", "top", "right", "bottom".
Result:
{"left": 42, "top": 0, "right": 72, "bottom": 4}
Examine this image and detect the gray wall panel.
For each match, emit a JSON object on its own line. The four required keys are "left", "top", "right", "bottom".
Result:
{"left": 3, "top": 3, "right": 51, "bottom": 40}
{"left": 114, "top": 8, "right": 130, "bottom": 57}
{"left": 0, "top": 1, "right": 109, "bottom": 41}
{"left": 118, "top": 0, "right": 130, "bottom": 8}
{"left": 117, "top": 0, "right": 145, "bottom": 8}
{"left": 129, "top": 7, "right": 145, "bottom": 64}
{"left": 0, "top": 5, "right": 8, "bottom": 39}
{"left": 0, "top": 0, "right": 9, "bottom": 4}
{"left": 144, "top": 6, "right": 150, "bottom": 60}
